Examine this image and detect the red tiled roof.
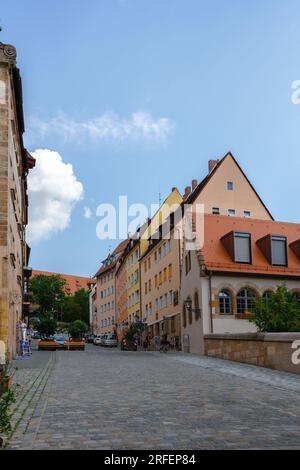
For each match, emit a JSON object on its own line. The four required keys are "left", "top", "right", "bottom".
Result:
{"left": 32, "top": 270, "right": 93, "bottom": 295}
{"left": 201, "top": 215, "right": 300, "bottom": 277}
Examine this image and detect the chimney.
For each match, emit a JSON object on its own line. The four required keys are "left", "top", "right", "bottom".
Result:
{"left": 208, "top": 159, "right": 219, "bottom": 173}
{"left": 184, "top": 186, "right": 191, "bottom": 199}
{"left": 171, "top": 187, "right": 177, "bottom": 192}
{"left": 191, "top": 179, "right": 197, "bottom": 191}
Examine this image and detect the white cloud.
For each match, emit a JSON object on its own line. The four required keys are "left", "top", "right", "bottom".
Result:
{"left": 27, "top": 149, "right": 84, "bottom": 244}
{"left": 28, "top": 111, "right": 174, "bottom": 144}
{"left": 83, "top": 206, "right": 92, "bottom": 219}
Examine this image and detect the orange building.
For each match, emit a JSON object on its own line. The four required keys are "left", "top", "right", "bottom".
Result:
{"left": 32, "top": 270, "right": 93, "bottom": 296}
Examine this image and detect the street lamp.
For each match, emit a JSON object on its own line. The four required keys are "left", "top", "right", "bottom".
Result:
{"left": 184, "top": 299, "right": 201, "bottom": 317}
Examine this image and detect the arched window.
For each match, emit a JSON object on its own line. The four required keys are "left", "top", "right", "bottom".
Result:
{"left": 218, "top": 290, "right": 232, "bottom": 314}
{"left": 293, "top": 290, "right": 300, "bottom": 303}
{"left": 262, "top": 290, "right": 273, "bottom": 307}
{"left": 237, "top": 288, "right": 256, "bottom": 314}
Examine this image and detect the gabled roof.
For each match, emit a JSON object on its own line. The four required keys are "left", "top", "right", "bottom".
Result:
{"left": 94, "top": 239, "right": 129, "bottom": 278}
{"left": 199, "top": 214, "right": 300, "bottom": 277}
{"left": 185, "top": 152, "right": 274, "bottom": 220}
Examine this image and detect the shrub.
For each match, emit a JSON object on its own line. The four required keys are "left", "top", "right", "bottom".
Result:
{"left": 251, "top": 284, "right": 300, "bottom": 332}
{"left": 68, "top": 320, "right": 88, "bottom": 339}
{"left": 36, "top": 317, "right": 57, "bottom": 339}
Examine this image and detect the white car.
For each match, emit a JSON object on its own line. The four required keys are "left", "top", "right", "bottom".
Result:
{"left": 103, "top": 333, "right": 117, "bottom": 347}
{"left": 93, "top": 334, "right": 104, "bottom": 346}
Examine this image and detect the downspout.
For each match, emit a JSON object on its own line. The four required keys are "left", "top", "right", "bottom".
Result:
{"left": 208, "top": 271, "right": 213, "bottom": 334}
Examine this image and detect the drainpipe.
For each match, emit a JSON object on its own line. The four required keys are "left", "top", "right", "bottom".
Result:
{"left": 208, "top": 271, "right": 213, "bottom": 334}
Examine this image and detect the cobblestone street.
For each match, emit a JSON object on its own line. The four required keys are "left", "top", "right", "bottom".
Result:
{"left": 6, "top": 344, "right": 300, "bottom": 450}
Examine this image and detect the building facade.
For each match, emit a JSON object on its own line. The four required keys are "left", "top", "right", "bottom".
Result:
{"left": 181, "top": 214, "right": 300, "bottom": 354}
{"left": 140, "top": 221, "right": 181, "bottom": 348}
{"left": 0, "top": 42, "right": 35, "bottom": 358}
{"left": 94, "top": 240, "right": 128, "bottom": 336}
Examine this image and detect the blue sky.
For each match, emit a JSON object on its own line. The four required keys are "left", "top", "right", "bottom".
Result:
{"left": 2, "top": 0, "right": 300, "bottom": 277}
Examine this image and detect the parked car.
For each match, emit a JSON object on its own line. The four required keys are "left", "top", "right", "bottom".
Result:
{"left": 52, "top": 334, "right": 68, "bottom": 348}
{"left": 93, "top": 334, "right": 104, "bottom": 346}
{"left": 85, "top": 333, "right": 95, "bottom": 343}
{"left": 103, "top": 333, "right": 117, "bottom": 347}
{"left": 32, "top": 330, "right": 41, "bottom": 339}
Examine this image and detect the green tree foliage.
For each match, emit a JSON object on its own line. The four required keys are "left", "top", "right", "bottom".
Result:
{"left": 68, "top": 320, "right": 88, "bottom": 339}
{"left": 36, "top": 317, "right": 57, "bottom": 339}
{"left": 61, "top": 297, "right": 82, "bottom": 323}
{"left": 124, "top": 321, "right": 146, "bottom": 342}
{"left": 252, "top": 284, "right": 300, "bottom": 332}
{"left": 73, "top": 289, "right": 90, "bottom": 324}
{"left": 30, "top": 275, "right": 66, "bottom": 317}
{"left": 61, "top": 289, "right": 90, "bottom": 324}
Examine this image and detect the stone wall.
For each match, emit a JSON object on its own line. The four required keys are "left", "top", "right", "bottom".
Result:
{"left": 204, "top": 332, "right": 300, "bottom": 374}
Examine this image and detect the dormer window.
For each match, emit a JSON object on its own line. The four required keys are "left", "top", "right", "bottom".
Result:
{"left": 221, "top": 231, "right": 252, "bottom": 264}
{"left": 257, "top": 235, "right": 287, "bottom": 267}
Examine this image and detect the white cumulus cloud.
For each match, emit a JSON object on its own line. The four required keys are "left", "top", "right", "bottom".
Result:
{"left": 83, "top": 206, "right": 92, "bottom": 219}
{"left": 27, "top": 149, "right": 84, "bottom": 244}
{"left": 28, "top": 111, "right": 174, "bottom": 144}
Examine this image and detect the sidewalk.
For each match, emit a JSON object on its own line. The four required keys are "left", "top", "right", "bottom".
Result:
{"left": 167, "top": 353, "right": 300, "bottom": 393}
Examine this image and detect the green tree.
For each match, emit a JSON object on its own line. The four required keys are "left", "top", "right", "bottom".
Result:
{"left": 73, "top": 289, "right": 90, "bottom": 324}
{"left": 68, "top": 320, "right": 88, "bottom": 339}
{"left": 30, "top": 275, "right": 66, "bottom": 318}
{"left": 61, "top": 296, "right": 82, "bottom": 323}
{"left": 252, "top": 284, "right": 300, "bottom": 332}
{"left": 36, "top": 316, "right": 57, "bottom": 339}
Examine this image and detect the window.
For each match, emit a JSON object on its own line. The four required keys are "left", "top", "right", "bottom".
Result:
{"left": 244, "top": 210, "right": 251, "bottom": 218}
{"left": 149, "top": 279, "right": 151, "bottom": 292}
{"left": 218, "top": 290, "right": 232, "bottom": 314}
{"left": 168, "top": 290, "right": 173, "bottom": 305}
{"left": 155, "top": 298, "right": 158, "bottom": 311}
{"left": 237, "top": 288, "right": 256, "bottom": 314}
{"left": 228, "top": 209, "right": 236, "bottom": 217}
{"left": 164, "top": 293, "right": 168, "bottom": 308}
{"left": 155, "top": 275, "right": 158, "bottom": 288}
{"left": 144, "top": 261, "right": 147, "bottom": 273}
{"left": 168, "top": 264, "right": 172, "bottom": 280}
{"left": 148, "top": 258, "right": 151, "bottom": 269}
{"left": 271, "top": 236, "right": 287, "bottom": 266}
{"left": 145, "top": 282, "right": 148, "bottom": 295}
{"left": 262, "top": 290, "right": 273, "bottom": 307}
{"left": 154, "top": 251, "right": 157, "bottom": 262}
{"left": 163, "top": 267, "right": 167, "bottom": 282}
{"left": 212, "top": 207, "right": 220, "bottom": 215}
{"left": 234, "top": 232, "right": 251, "bottom": 263}
{"left": 149, "top": 302, "right": 152, "bottom": 315}
{"left": 158, "top": 247, "right": 161, "bottom": 260}
{"left": 159, "top": 271, "right": 162, "bottom": 285}
{"left": 227, "top": 181, "right": 234, "bottom": 191}
{"left": 185, "top": 252, "right": 191, "bottom": 274}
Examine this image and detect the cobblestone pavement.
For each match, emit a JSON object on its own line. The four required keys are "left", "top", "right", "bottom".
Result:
{"left": 6, "top": 345, "right": 300, "bottom": 449}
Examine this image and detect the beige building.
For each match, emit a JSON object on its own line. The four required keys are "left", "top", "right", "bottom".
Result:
{"left": 184, "top": 152, "right": 273, "bottom": 220}
{"left": 94, "top": 240, "right": 128, "bottom": 335}
{"left": 0, "top": 42, "right": 35, "bottom": 358}
{"left": 140, "top": 217, "right": 181, "bottom": 348}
